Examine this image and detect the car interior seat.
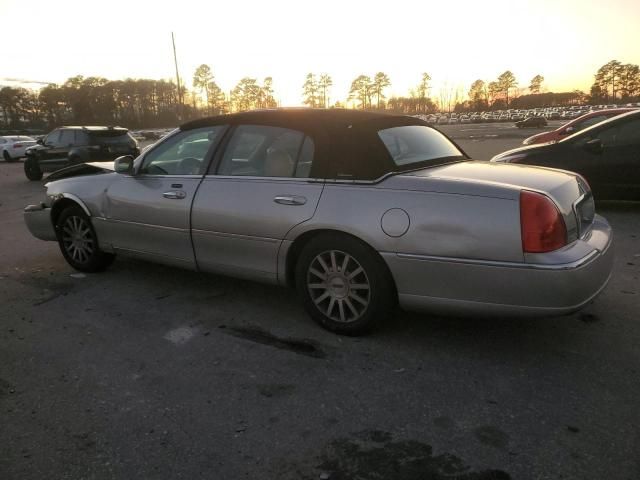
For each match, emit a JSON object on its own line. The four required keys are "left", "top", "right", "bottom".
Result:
{"left": 263, "top": 148, "right": 294, "bottom": 177}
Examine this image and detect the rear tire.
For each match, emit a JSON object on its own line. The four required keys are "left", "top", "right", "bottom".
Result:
{"left": 295, "top": 233, "right": 396, "bottom": 335}
{"left": 56, "top": 205, "right": 114, "bottom": 272}
{"left": 24, "top": 157, "right": 43, "bottom": 180}
{"left": 3, "top": 151, "right": 15, "bottom": 163}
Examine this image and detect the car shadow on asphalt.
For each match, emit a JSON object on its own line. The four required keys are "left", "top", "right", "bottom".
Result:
{"left": 104, "top": 257, "right": 594, "bottom": 361}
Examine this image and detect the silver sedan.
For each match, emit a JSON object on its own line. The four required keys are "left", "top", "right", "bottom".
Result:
{"left": 24, "top": 109, "right": 613, "bottom": 335}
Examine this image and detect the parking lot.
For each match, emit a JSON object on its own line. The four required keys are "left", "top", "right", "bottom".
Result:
{"left": 1, "top": 123, "right": 639, "bottom": 480}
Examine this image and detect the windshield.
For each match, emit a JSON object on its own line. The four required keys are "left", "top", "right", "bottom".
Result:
{"left": 378, "top": 125, "right": 465, "bottom": 167}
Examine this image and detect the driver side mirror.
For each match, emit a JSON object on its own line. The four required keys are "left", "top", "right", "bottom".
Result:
{"left": 583, "top": 138, "right": 604, "bottom": 154}
{"left": 36, "top": 138, "right": 44, "bottom": 145}
{"left": 564, "top": 126, "right": 575, "bottom": 135}
{"left": 114, "top": 155, "right": 135, "bottom": 174}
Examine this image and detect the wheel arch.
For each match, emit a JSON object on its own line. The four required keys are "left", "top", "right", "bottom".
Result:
{"left": 283, "top": 228, "right": 398, "bottom": 299}
{"left": 51, "top": 194, "right": 91, "bottom": 226}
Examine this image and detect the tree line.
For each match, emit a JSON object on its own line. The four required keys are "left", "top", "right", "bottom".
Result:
{"left": 1, "top": 60, "right": 638, "bottom": 131}
{"left": 0, "top": 65, "right": 277, "bottom": 130}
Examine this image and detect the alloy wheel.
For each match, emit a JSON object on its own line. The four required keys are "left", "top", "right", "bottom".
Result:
{"left": 61, "top": 215, "right": 95, "bottom": 264}
{"left": 306, "top": 249, "right": 371, "bottom": 323}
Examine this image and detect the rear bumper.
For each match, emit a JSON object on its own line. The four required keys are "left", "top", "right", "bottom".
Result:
{"left": 383, "top": 215, "right": 614, "bottom": 317}
{"left": 24, "top": 204, "right": 56, "bottom": 241}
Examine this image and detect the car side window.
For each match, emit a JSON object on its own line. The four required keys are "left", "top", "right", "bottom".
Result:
{"left": 44, "top": 130, "right": 62, "bottom": 146}
{"left": 75, "top": 131, "right": 90, "bottom": 146}
{"left": 577, "top": 116, "right": 608, "bottom": 131}
{"left": 59, "top": 130, "right": 75, "bottom": 146}
{"left": 216, "top": 125, "right": 313, "bottom": 178}
{"left": 139, "top": 126, "right": 226, "bottom": 176}
{"left": 611, "top": 119, "right": 640, "bottom": 146}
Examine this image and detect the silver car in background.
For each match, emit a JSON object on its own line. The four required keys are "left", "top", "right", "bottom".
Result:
{"left": 24, "top": 109, "right": 613, "bottom": 335}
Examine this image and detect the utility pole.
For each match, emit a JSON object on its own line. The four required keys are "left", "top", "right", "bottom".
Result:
{"left": 171, "top": 32, "right": 183, "bottom": 120}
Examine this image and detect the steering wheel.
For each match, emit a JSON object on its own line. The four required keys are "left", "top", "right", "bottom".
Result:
{"left": 179, "top": 157, "right": 202, "bottom": 175}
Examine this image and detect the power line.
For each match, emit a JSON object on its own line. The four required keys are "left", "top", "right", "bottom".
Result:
{"left": 1, "top": 78, "right": 56, "bottom": 85}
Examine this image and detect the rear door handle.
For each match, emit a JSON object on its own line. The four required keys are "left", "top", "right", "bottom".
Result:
{"left": 163, "top": 190, "right": 187, "bottom": 199}
{"left": 274, "top": 195, "right": 307, "bottom": 206}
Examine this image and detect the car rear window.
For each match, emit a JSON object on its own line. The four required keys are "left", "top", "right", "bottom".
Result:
{"left": 377, "top": 125, "right": 464, "bottom": 167}
{"left": 89, "top": 131, "right": 136, "bottom": 146}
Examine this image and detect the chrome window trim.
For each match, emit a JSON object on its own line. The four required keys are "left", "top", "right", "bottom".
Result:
{"left": 126, "top": 174, "right": 204, "bottom": 179}
{"left": 395, "top": 250, "right": 601, "bottom": 271}
{"left": 202, "top": 174, "right": 324, "bottom": 183}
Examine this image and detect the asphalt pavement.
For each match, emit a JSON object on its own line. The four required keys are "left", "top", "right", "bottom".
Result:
{"left": 1, "top": 125, "right": 639, "bottom": 480}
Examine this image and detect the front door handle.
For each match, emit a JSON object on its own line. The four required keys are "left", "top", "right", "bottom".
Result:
{"left": 274, "top": 195, "right": 307, "bottom": 206}
{"left": 163, "top": 190, "right": 187, "bottom": 199}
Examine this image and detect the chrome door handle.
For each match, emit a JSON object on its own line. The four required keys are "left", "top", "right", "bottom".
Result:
{"left": 274, "top": 195, "right": 307, "bottom": 206}
{"left": 163, "top": 190, "right": 187, "bottom": 199}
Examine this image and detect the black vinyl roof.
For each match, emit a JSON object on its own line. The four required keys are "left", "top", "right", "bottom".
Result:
{"left": 180, "top": 108, "right": 464, "bottom": 181}
{"left": 181, "top": 108, "right": 412, "bottom": 133}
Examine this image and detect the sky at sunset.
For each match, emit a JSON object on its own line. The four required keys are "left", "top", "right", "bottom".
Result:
{"left": 1, "top": 0, "right": 639, "bottom": 106}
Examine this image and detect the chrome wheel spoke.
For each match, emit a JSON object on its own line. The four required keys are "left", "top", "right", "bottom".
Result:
{"left": 316, "top": 255, "right": 330, "bottom": 274}
{"left": 350, "top": 283, "right": 370, "bottom": 290}
{"left": 327, "top": 297, "right": 336, "bottom": 317}
{"left": 314, "top": 291, "right": 330, "bottom": 305}
{"left": 338, "top": 300, "right": 346, "bottom": 322}
{"left": 330, "top": 251, "right": 338, "bottom": 272}
{"left": 309, "top": 268, "right": 325, "bottom": 280}
{"left": 349, "top": 292, "right": 368, "bottom": 306}
{"left": 308, "top": 283, "right": 326, "bottom": 289}
{"left": 345, "top": 298, "right": 359, "bottom": 317}
{"left": 341, "top": 254, "right": 350, "bottom": 273}
{"left": 348, "top": 266, "right": 363, "bottom": 280}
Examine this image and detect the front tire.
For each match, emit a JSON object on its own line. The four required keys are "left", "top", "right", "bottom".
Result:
{"left": 295, "top": 233, "right": 396, "bottom": 335}
{"left": 24, "top": 157, "right": 43, "bottom": 180}
{"left": 56, "top": 205, "right": 114, "bottom": 272}
{"left": 4, "top": 150, "right": 15, "bottom": 163}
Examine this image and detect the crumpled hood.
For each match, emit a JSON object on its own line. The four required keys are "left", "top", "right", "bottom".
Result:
{"left": 45, "top": 161, "right": 114, "bottom": 181}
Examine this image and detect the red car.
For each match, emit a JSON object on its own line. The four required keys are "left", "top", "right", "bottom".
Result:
{"left": 522, "top": 108, "right": 636, "bottom": 145}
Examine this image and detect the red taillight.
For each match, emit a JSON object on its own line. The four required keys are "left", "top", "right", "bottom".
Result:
{"left": 13, "top": 144, "right": 23, "bottom": 148}
{"left": 520, "top": 190, "right": 567, "bottom": 253}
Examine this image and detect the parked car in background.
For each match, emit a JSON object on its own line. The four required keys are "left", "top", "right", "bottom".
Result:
{"left": 24, "top": 126, "right": 140, "bottom": 180}
{"left": 492, "top": 109, "right": 640, "bottom": 201}
{"left": 522, "top": 108, "right": 635, "bottom": 145}
{"left": 0, "top": 135, "right": 37, "bottom": 162}
{"left": 515, "top": 116, "right": 548, "bottom": 128}
{"left": 24, "top": 109, "right": 612, "bottom": 335}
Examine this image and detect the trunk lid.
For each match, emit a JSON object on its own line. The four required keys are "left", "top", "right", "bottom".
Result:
{"left": 385, "top": 161, "right": 594, "bottom": 243}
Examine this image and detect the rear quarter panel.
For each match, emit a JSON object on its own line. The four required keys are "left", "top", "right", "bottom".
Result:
{"left": 288, "top": 182, "right": 524, "bottom": 263}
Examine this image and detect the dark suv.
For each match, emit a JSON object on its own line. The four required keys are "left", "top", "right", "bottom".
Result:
{"left": 24, "top": 126, "right": 139, "bottom": 180}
